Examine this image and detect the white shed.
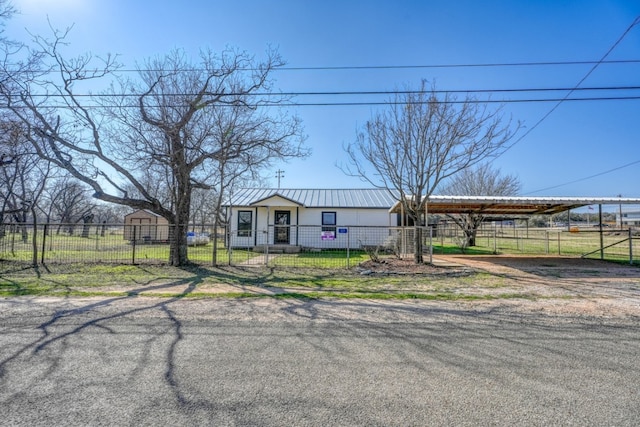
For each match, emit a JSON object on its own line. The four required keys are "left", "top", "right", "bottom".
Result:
{"left": 123, "top": 209, "right": 170, "bottom": 242}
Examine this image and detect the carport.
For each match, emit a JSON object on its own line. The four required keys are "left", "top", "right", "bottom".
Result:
{"left": 389, "top": 195, "right": 640, "bottom": 261}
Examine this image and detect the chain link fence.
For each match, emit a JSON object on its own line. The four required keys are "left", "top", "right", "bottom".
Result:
{"left": 0, "top": 222, "right": 637, "bottom": 268}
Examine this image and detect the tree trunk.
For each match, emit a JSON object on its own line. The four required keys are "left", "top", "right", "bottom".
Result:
{"left": 414, "top": 226, "right": 424, "bottom": 263}
{"left": 168, "top": 180, "right": 192, "bottom": 266}
{"left": 81, "top": 214, "right": 94, "bottom": 238}
{"left": 465, "top": 229, "right": 476, "bottom": 247}
{"left": 169, "top": 222, "right": 189, "bottom": 266}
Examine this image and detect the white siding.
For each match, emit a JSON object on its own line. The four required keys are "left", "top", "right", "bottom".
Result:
{"left": 227, "top": 206, "right": 397, "bottom": 248}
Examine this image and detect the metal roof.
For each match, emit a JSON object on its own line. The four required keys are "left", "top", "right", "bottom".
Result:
{"left": 228, "top": 188, "right": 399, "bottom": 209}
{"left": 229, "top": 190, "right": 640, "bottom": 215}
{"left": 390, "top": 195, "right": 640, "bottom": 215}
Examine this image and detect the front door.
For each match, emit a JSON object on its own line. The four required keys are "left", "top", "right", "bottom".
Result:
{"left": 274, "top": 211, "right": 290, "bottom": 244}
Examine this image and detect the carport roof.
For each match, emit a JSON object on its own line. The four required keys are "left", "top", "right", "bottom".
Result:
{"left": 389, "top": 195, "right": 640, "bottom": 216}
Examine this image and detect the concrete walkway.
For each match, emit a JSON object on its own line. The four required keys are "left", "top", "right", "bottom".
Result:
{"left": 237, "top": 253, "right": 281, "bottom": 266}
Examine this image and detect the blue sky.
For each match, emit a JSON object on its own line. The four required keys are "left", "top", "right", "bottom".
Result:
{"left": 6, "top": 0, "right": 640, "bottom": 199}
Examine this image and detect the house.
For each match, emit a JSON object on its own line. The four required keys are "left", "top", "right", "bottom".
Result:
{"left": 123, "top": 209, "right": 170, "bottom": 242}
{"left": 225, "top": 188, "right": 400, "bottom": 250}
{"left": 619, "top": 207, "right": 640, "bottom": 227}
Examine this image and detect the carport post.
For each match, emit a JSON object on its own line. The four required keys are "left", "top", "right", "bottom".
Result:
{"left": 493, "top": 223, "right": 497, "bottom": 254}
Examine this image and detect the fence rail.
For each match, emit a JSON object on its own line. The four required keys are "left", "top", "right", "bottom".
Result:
{"left": 0, "top": 222, "right": 637, "bottom": 268}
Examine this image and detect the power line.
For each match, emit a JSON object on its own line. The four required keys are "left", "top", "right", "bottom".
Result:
{"left": 4, "top": 94, "right": 639, "bottom": 110}
{"left": 8, "top": 85, "right": 640, "bottom": 99}
{"left": 109, "top": 59, "right": 640, "bottom": 73}
{"left": 501, "top": 15, "right": 640, "bottom": 196}
{"left": 255, "top": 96, "right": 640, "bottom": 106}
{"left": 277, "top": 59, "right": 640, "bottom": 71}
{"left": 11, "top": 58, "right": 638, "bottom": 75}
{"left": 524, "top": 159, "right": 640, "bottom": 195}
{"left": 501, "top": 15, "right": 640, "bottom": 154}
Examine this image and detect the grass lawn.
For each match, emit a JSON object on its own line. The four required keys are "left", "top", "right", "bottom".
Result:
{"left": 0, "top": 262, "right": 542, "bottom": 301}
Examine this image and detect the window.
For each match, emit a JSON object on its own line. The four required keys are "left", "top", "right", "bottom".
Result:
{"left": 237, "top": 210, "right": 252, "bottom": 237}
{"left": 322, "top": 211, "right": 336, "bottom": 232}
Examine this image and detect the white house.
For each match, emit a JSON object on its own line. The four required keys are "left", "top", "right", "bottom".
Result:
{"left": 226, "top": 190, "right": 640, "bottom": 251}
{"left": 619, "top": 207, "right": 640, "bottom": 227}
{"left": 225, "top": 188, "right": 400, "bottom": 250}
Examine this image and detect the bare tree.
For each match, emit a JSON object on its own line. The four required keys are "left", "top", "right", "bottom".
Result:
{"left": 0, "top": 120, "right": 51, "bottom": 230}
{"left": 42, "top": 176, "right": 94, "bottom": 234}
{"left": 344, "top": 80, "right": 518, "bottom": 263}
{"left": 0, "top": 121, "right": 30, "bottom": 231}
{"left": 1, "top": 30, "right": 307, "bottom": 265}
{"left": 0, "top": 117, "right": 54, "bottom": 265}
{"left": 438, "top": 163, "right": 521, "bottom": 247}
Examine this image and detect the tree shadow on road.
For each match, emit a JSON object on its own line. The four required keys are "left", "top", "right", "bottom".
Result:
{"left": 0, "top": 266, "right": 214, "bottom": 412}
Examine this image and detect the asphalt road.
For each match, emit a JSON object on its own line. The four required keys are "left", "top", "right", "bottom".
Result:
{"left": 1, "top": 297, "right": 639, "bottom": 426}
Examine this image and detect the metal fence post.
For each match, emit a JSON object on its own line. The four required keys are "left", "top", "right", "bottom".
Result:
{"left": 545, "top": 230, "right": 549, "bottom": 254}
{"left": 228, "top": 226, "right": 233, "bottom": 266}
{"left": 132, "top": 225, "right": 137, "bottom": 265}
{"left": 346, "top": 227, "right": 350, "bottom": 269}
{"left": 629, "top": 228, "right": 633, "bottom": 265}
{"left": 429, "top": 226, "right": 433, "bottom": 264}
{"left": 265, "top": 226, "right": 269, "bottom": 267}
{"left": 401, "top": 227, "right": 406, "bottom": 257}
{"left": 41, "top": 223, "right": 48, "bottom": 264}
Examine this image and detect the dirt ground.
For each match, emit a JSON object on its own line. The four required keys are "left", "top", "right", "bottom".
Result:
{"left": 359, "top": 255, "right": 640, "bottom": 318}
{"left": 19, "top": 255, "right": 637, "bottom": 320}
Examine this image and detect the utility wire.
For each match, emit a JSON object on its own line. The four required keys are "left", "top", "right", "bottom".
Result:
{"left": 108, "top": 59, "right": 640, "bottom": 73}
{"left": 501, "top": 15, "right": 640, "bottom": 195}
{"left": 8, "top": 85, "right": 640, "bottom": 99}
{"left": 524, "top": 159, "right": 640, "bottom": 195}
{"left": 277, "top": 59, "right": 640, "bottom": 71}
{"left": 501, "top": 15, "right": 640, "bottom": 154}
{"left": 5, "top": 95, "right": 639, "bottom": 109}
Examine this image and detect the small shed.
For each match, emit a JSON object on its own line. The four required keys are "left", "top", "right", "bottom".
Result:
{"left": 124, "top": 209, "right": 170, "bottom": 242}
